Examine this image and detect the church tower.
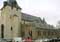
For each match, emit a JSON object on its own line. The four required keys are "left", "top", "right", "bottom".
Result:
{"left": 0, "top": 0, "right": 22, "bottom": 41}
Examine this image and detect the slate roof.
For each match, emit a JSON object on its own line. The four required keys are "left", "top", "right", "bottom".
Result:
{"left": 21, "top": 13, "right": 55, "bottom": 29}
{"left": 1, "top": 0, "right": 21, "bottom": 10}
{"left": 21, "top": 13, "right": 44, "bottom": 23}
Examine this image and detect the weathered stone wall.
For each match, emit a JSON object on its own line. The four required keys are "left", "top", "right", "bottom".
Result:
{"left": 0, "top": 5, "right": 21, "bottom": 39}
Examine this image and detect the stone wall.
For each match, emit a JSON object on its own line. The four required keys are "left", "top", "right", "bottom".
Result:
{"left": 0, "top": 5, "right": 21, "bottom": 39}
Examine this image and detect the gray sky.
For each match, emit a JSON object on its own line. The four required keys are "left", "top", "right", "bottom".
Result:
{"left": 0, "top": 0, "right": 60, "bottom": 26}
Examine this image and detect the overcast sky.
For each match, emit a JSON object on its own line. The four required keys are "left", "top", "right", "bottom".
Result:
{"left": 0, "top": 0, "right": 60, "bottom": 26}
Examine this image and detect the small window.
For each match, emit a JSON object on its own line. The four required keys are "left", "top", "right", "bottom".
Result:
{"left": 11, "top": 27, "right": 13, "bottom": 31}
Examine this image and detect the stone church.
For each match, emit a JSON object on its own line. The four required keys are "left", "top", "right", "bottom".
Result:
{"left": 0, "top": 0, "right": 60, "bottom": 41}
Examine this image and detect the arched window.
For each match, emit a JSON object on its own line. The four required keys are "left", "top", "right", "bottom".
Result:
{"left": 1, "top": 24, "right": 4, "bottom": 38}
